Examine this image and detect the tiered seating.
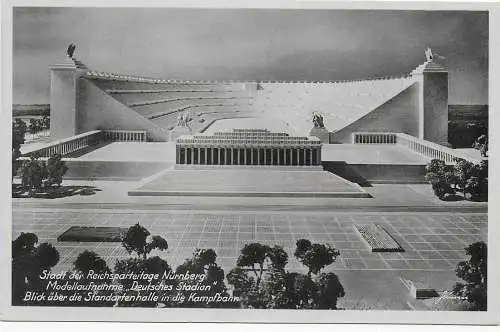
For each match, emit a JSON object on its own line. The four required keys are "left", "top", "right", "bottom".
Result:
{"left": 84, "top": 76, "right": 256, "bottom": 134}
{"left": 109, "top": 90, "right": 250, "bottom": 104}
{"left": 151, "top": 106, "right": 255, "bottom": 133}
{"left": 132, "top": 99, "right": 252, "bottom": 119}
{"left": 84, "top": 71, "right": 416, "bottom": 137}
{"left": 89, "top": 77, "right": 242, "bottom": 92}
{"left": 251, "top": 78, "right": 415, "bottom": 135}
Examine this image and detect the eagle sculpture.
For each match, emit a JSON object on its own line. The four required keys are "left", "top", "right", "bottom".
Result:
{"left": 67, "top": 43, "right": 76, "bottom": 58}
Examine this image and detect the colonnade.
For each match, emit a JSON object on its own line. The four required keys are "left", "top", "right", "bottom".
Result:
{"left": 176, "top": 145, "right": 321, "bottom": 166}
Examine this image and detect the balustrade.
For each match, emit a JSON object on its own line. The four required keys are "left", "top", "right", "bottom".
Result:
{"left": 22, "top": 130, "right": 103, "bottom": 158}
{"left": 352, "top": 132, "right": 481, "bottom": 164}
{"left": 22, "top": 129, "right": 148, "bottom": 158}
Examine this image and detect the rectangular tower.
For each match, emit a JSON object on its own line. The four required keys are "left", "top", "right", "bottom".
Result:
{"left": 49, "top": 57, "right": 84, "bottom": 140}
{"left": 412, "top": 60, "right": 449, "bottom": 146}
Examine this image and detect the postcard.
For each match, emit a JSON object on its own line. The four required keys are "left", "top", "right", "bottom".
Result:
{"left": 1, "top": 0, "right": 498, "bottom": 325}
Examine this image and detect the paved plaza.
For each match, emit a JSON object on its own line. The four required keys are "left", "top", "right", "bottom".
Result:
{"left": 12, "top": 209, "right": 486, "bottom": 275}
{"left": 64, "top": 141, "right": 430, "bottom": 165}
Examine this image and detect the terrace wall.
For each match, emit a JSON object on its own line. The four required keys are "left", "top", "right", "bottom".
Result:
{"left": 330, "top": 83, "right": 420, "bottom": 143}
{"left": 77, "top": 79, "right": 169, "bottom": 141}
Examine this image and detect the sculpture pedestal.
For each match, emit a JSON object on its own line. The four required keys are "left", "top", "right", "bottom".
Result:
{"left": 309, "top": 127, "right": 330, "bottom": 144}
{"left": 169, "top": 126, "right": 192, "bottom": 142}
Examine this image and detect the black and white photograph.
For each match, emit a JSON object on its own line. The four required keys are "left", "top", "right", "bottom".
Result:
{"left": 1, "top": 0, "right": 498, "bottom": 325}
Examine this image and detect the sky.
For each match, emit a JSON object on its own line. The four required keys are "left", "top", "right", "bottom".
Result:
{"left": 12, "top": 8, "right": 488, "bottom": 104}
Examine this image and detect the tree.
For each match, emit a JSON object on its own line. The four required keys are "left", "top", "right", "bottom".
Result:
{"left": 41, "top": 115, "right": 50, "bottom": 131}
{"left": 40, "top": 251, "right": 115, "bottom": 307}
{"left": 12, "top": 232, "right": 60, "bottom": 305}
{"left": 46, "top": 153, "right": 68, "bottom": 187}
{"left": 28, "top": 118, "right": 40, "bottom": 134}
{"left": 294, "top": 239, "right": 340, "bottom": 277}
{"left": 452, "top": 241, "right": 487, "bottom": 311}
{"left": 12, "top": 119, "right": 27, "bottom": 177}
{"left": 473, "top": 160, "right": 488, "bottom": 201}
{"left": 175, "top": 248, "right": 236, "bottom": 308}
{"left": 114, "top": 256, "right": 172, "bottom": 307}
{"left": 114, "top": 224, "right": 170, "bottom": 307}
{"left": 315, "top": 272, "right": 345, "bottom": 309}
{"left": 228, "top": 243, "right": 291, "bottom": 308}
{"left": 228, "top": 240, "right": 344, "bottom": 309}
{"left": 121, "top": 223, "right": 168, "bottom": 259}
{"left": 74, "top": 250, "right": 111, "bottom": 275}
{"left": 472, "top": 134, "right": 488, "bottom": 157}
{"left": 226, "top": 267, "right": 255, "bottom": 297}
{"left": 236, "top": 243, "right": 270, "bottom": 286}
{"left": 267, "top": 244, "right": 288, "bottom": 270}
{"left": 20, "top": 155, "right": 47, "bottom": 197}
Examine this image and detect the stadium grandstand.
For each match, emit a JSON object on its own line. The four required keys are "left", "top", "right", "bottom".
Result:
{"left": 49, "top": 49, "right": 449, "bottom": 147}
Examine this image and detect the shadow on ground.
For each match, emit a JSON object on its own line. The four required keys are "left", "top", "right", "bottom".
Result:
{"left": 322, "top": 161, "right": 372, "bottom": 187}
{"left": 440, "top": 193, "right": 487, "bottom": 202}
{"left": 12, "top": 184, "right": 102, "bottom": 199}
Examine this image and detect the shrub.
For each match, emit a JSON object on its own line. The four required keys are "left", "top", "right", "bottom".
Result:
{"left": 46, "top": 153, "right": 68, "bottom": 187}
{"left": 425, "top": 158, "right": 487, "bottom": 201}
{"left": 20, "top": 155, "right": 47, "bottom": 196}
